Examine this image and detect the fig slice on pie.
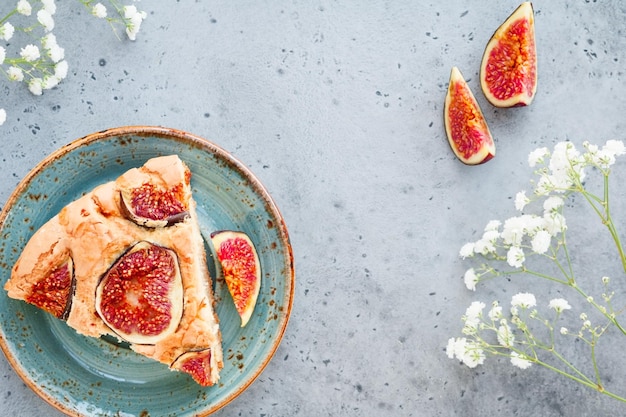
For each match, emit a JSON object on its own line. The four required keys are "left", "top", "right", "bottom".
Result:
{"left": 4, "top": 155, "right": 223, "bottom": 386}
{"left": 95, "top": 241, "right": 184, "bottom": 346}
{"left": 25, "top": 257, "right": 75, "bottom": 321}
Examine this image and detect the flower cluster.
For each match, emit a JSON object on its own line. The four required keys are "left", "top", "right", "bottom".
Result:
{"left": 80, "top": 1, "right": 148, "bottom": 41}
{"left": 448, "top": 140, "right": 626, "bottom": 402}
{"left": 459, "top": 139, "right": 626, "bottom": 292}
{"left": 0, "top": 0, "right": 67, "bottom": 100}
{"left": 0, "top": 0, "right": 147, "bottom": 125}
{"left": 446, "top": 293, "right": 571, "bottom": 370}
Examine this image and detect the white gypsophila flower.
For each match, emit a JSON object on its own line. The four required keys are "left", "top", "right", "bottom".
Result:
{"left": 17, "top": 0, "right": 31, "bottom": 15}
{"left": 543, "top": 211, "right": 567, "bottom": 236}
{"left": 484, "top": 220, "right": 501, "bottom": 232}
{"left": 54, "top": 60, "right": 68, "bottom": 79}
{"left": 450, "top": 338, "right": 468, "bottom": 360}
{"left": 41, "top": 32, "right": 57, "bottom": 48}
{"left": 43, "top": 75, "right": 59, "bottom": 90}
{"left": 123, "top": 4, "right": 138, "bottom": 17}
{"left": 511, "top": 292, "right": 537, "bottom": 309}
{"left": 506, "top": 246, "right": 525, "bottom": 268}
{"left": 28, "top": 77, "right": 43, "bottom": 95}
{"left": 92, "top": 3, "right": 107, "bottom": 18}
{"left": 515, "top": 190, "right": 529, "bottom": 211}
{"left": 543, "top": 195, "right": 564, "bottom": 214}
{"left": 483, "top": 229, "right": 501, "bottom": 243}
{"left": 37, "top": 9, "right": 54, "bottom": 31}
{"left": 48, "top": 43, "right": 64, "bottom": 62}
{"left": 528, "top": 147, "right": 550, "bottom": 167}
{"left": 488, "top": 302, "right": 503, "bottom": 321}
{"left": 20, "top": 44, "right": 40, "bottom": 61}
{"left": 560, "top": 327, "right": 568, "bottom": 335}
{"left": 42, "top": 33, "right": 64, "bottom": 62}
{"left": 447, "top": 338, "right": 485, "bottom": 368}
{"left": 501, "top": 216, "right": 526, "bottom": 246}
{"left": 0, "top": 108, "right": 6, "bottom": 125}
{"left": 473, "top": 231, "right": 499, "bottom": 256}
{"left": 534, "top": 174, "right": 553, "bottom": 196}
{"left": 500, "top": 215, "right": 542, "bottom": 246}
{"left": 510, "top": 351, "right": 532, "bottom": 369}
{"left": 550, "top": 142, "right": 579, "bottom": 168}
{"left": 604, "top": 139, "right": 626, "bottom": 156}
{"left": 0, "top": 22, "right": 14, "bottom": 41}
{"left": 590, "top": 140, "right": 626, "bottom": 168}
{"left": 591, "top": 149, "right": 617, "bottom": 168}
{"left": 521, "top": 214, "right": 545, "bottom": 236}
{"left": 41, "top": 0, "right": 56, "bottom": 14}
{"left": 602, "top": 276, "right": 610, "bottom": 285}
{"left": 451, "top": 337, "right": 467, "bottom": 359}
{"left": 531, "top": 230, "right": 552, "bottom": 254}
{"left": 124, "top": 5, "right": 147, "bottom": 41}
{"left": 549, "top": 142, "right": 586, "bottom": 191}
{"left": 497, "top": 323, "right": 515, "bottom": 347}
{"left": 461, "top": 339, "right": 485, "bottom": 368}
{"left": 0, "top": 46, "right": 5, "bottom": 65}
{"left": 583, "top": 141, "right": 599, "bottom": 154}
{"left": 549, "top": 298, "right": 572, "bottom": 313}
{"left": 464, "top": 268, "right": 478, "bottom": 291}
{"left": 459, "top": 242, "right": 475, "bottom": 259}
{"left": 7, "top": 66, "right": 23, "bottom": 82}
{"left": 446, "top": 337, "right": 456, "bottom": 359}
{"left": 463, "top": 301, "right": 485, "bottom": 334}
{"left": 466, "top": 301, "right": 485, "bottom": 320}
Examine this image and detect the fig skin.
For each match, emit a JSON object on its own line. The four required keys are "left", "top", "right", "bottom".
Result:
{"left": 480, "top": 2, "right": 537, "bottom": 107}
{"left": 210, "top": 230, "right": 261, "bottom": 327}
{"left": 25, "top": 258, "right": 75, "bottom": 320}
{"left": 119, "top": 183, "right": 189, "bottom": 228}
{"left": 171, "top": 348, "right": 214, "bottom": 386}
{"left": 444, "top": 66, "right": 496, "bottom": 165}
{"left": 95, "top": 241, "right": 184, "bottom": 345}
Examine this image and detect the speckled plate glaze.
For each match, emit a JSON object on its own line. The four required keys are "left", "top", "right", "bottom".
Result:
{"left": 0, "top": 126, "right": 294, "bottom": 416}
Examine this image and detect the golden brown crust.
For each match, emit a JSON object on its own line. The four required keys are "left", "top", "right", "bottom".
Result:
{"left": 4, "top": 155, "right": 223, "bottom": 384}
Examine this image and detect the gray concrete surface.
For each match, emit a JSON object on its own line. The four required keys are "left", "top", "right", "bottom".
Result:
{"left": 2, "top": 1, "right": 626, "bottom": 416}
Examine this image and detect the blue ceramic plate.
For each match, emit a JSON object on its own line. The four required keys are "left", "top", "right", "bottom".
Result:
{"left": 0, "top": 126, "right": 294, "bottom": 416}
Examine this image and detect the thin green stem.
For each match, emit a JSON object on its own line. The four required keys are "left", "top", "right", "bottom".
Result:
{"left": 602, "top": 174, "right": 626, "bottom": 272}
{"left": 570, "top": 282, "right": 626, "bottom": 336}
{"left": 590, "top": 341, "right": 603, "bottom": 387}
{"left": 534, "top": 357, "right": 626, "bottom": 402}
{"left": 0, "top": 9, "right": 17, "bottom": 25}
{"left": 549, "top": 347, "right": 595, "bottom": 386}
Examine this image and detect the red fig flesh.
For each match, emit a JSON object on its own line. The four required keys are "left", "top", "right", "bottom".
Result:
{"left": 480, "top": 2, "right": 537, "bottom": 107}
{"left": 171, "top": 349, "right": 214, "bottom": 386}
{"left": 444, "top": 66, "right": 495, "bottom": 165}
{"left": 120, "top": 182, "right": 189, "bottom": 228}
{"left": 95, "top": 241, "right": 183, "bottom": 345}
{"left": 211, "top": 230, "right": 261, "bottom": 327}
{"left": 25, "top": 258, "right": 75, "bottom": 320}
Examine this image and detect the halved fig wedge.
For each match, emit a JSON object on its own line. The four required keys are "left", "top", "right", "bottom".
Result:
{"left": 444, "top": 66, "right": 496, "bottom": 165}
{"left": 95, "top": 241, "right": 184, "bottom": 345}
{"left": 211, "top": 230, "right": 261, "bottom": 327}
{"left": 480, "top": 2, "right": 537, "bottom": 107}
{"left": 171, "top": 348, "right": 214, "bottom": 386}
{"left": 120, "top": 182, "right": 189, "bottom": 228}
{"left": 25, "top": 258, "right": 75, "bottom": 320}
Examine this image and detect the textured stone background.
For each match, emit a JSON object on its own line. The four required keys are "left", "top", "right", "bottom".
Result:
{"left": 2, "top": 1, "right": 626, "bottom": 416}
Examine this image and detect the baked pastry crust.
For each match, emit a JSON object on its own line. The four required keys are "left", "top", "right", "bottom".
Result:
{"left": 4, "top": 155, "right": 223, "bottom": 385}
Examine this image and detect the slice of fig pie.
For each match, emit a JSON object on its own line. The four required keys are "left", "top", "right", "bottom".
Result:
{"left": 4, "top": 155, "right": 223, "bottom": 386}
